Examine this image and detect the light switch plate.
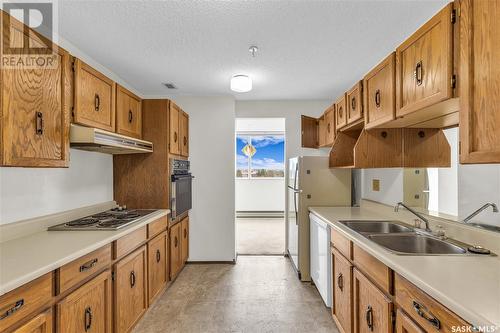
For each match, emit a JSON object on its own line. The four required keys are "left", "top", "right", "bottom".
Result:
{"left": 372, "top": 179, "right": 380, "bottom": 192}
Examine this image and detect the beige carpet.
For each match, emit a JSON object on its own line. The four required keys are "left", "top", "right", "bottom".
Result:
{"left": 236, "top": 218, "right": 285, "bottom": 255}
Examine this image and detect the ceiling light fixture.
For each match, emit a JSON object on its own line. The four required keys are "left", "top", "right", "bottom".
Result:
{"left": 230, "top": 74, "right": 252, "bottom": 93}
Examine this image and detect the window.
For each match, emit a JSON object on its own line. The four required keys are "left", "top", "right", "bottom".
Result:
{"left": 236, "top": 134, "right": 285, "bottom": 178}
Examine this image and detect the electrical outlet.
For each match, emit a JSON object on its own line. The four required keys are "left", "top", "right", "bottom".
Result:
{"left": 372, "top": 179, "right": 380, "bottom": 192}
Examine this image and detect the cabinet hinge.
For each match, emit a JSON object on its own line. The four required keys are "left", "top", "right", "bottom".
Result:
{"left": 111, "top": 271, "right": 115, "bottom": 281}
{"left": 391, "top": 310, "right": 396, "bottom": 325}
{"left": 451, "top": 75, "right": 457, "bottom": 89}
{"left": 451, "top": 9, "right": 457, "bottom": 24}
{"left": 71, "top": 61, "right": 75, "bottom": 72}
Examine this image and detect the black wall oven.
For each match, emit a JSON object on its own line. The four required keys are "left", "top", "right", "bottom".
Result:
{"left": 170, "top": 159, "right": 193, "bottom": 219}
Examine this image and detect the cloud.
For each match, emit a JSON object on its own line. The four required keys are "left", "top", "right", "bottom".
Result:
{"left": 251, "top": 135, "right": 284, "bottom": 148}
{"left": 251, "top": 157, "right": 284, "bottom": 170}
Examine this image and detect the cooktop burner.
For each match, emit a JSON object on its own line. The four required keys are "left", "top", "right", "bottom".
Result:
{"left": 48, "top": 208, "right": 158, "bottom": 231}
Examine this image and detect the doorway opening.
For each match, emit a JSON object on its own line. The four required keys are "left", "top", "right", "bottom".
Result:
{"left": 235, "top": 118, "right": 286, "bottom": 255}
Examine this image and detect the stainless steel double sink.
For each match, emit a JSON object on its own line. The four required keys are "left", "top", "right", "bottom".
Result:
{"left": 339, "top": 220, "right": 486, "bottom": 255}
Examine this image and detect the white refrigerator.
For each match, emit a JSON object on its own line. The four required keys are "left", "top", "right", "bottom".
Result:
{"left": 287, "top": 156, "right": 351, "bottom": 281}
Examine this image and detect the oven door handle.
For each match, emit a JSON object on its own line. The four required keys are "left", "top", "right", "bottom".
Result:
{"left": 172, "top": 175, "right": 195, "bottom": 181}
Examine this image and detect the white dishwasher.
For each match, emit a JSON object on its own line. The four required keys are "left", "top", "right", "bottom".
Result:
{"left": 309, "top": 212, "right": 332, "bottom": 307}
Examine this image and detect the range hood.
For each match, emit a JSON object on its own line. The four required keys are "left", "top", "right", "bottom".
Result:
{"left": 70, "top": 124, "right": 153, "bottom": 154}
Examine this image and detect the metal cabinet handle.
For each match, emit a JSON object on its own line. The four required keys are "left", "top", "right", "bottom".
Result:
{"left": 130, "top": 271, "right": 136, "bottom": 288}
{"left": 337, "top": 273, "right": 344, "bottom": 291}
{"left": 375, "top": 90, "right": 381, "bottom": 108}
{"left": 156, "top": 249, "right": 161, "bottom": 263}
{"left": 79, "top": 258, "right": 98, "bottom": 272}
{"left": 174, "top": 132, "right": 178, "bottom": 143}
{"left": 35, "top": 112, "right": 44, "bottom": 135}
{"left": 128, "top": 110, "right": 133, "bottom": 123}
{"left": 338, "top": 107, "right": 343, "bottom": 118}
{"left": 351, "top": 97, "right": 356, "bottom": 111}
{"left": 366, "top": 305, "right": 374, "bottom": 331}
{"left": 174, "top": 236, "right": 178, "bottom": 247}
{"left": 0, "top": 299, "right": 24, "bottom": 320}
{"left": 184, "top": 136, "right": 187, "bottom": 146}
{"left": 414, "top": 61, "right": 423, "bottom": 86}
{"left": 94, "top": 94, "right": 100, "bottom": 111}
{"left": 413, "top": 300, "right": 441, "bottom": 330}
{"left": 84, "top": 307, "right": 92, "bottom": 332}
{"left": 327, "top": 123, "right": 331, "bottom": 133}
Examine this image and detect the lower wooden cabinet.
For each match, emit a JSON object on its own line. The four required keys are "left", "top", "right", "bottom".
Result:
{"left": 114, "top": 246, "right": 147, "bottom": 333}
{"left": 332, "top": 248, "right": 353, "bottom": 333}
{"left": 12, "top": 308, "right": 53, "bottom": 333}
{"left": 56, "top": 270, "right": 112, "bottom": 333}
{"left": 395, "top": 310, "right": 424, "bottom": 333}
{"left": 181, "top": 218, "right": 189, "bottom": 264}
{"left": 147, "top": 232, "right": 168, "bottom": 305}
{"left": 169, "top": 222, "right": 182, "bottom": 279}
{"left": 353, "top": 268, "right": 393, "bottom": 333}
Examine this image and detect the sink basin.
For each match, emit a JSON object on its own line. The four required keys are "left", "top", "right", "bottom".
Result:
{"left": 340, "top": 220, "right": 414, "bottom": 234}
{"left": 368, "top": 234, "right": 467, "bottom": 255}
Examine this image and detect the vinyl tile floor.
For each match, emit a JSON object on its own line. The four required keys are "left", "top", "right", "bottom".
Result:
{"left": 133, "top": 256, "right": 339, "bottom": 333}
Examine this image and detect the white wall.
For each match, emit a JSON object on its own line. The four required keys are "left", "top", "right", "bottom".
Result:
{"left": 235, "top": 179, "right": 285, "bottom": 211}
{"left": 171, "top": 96, "right": 236, "bottom": 262}
{"left": 0, "top": 149, "right": 113, "bottom": 224}
{"left": 361, "top": 168, "right": 404, "bottom": 206}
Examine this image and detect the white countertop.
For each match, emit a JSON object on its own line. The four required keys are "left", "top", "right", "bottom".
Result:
{"left": 0, "top": 209, "right": 169, "bottom": 296}
{"left": 309, "top": 206, "right": 500, "bottom": 329}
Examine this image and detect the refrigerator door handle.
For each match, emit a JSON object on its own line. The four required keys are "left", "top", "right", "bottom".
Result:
{"left": 294, "top": 191, "right": 299, "bottom": 225}
{"left": 294, "top": 164, "right": 299, "bottom": 190}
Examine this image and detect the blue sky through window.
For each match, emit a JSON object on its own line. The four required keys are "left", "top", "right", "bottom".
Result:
{"left": 236, "top": 135, "right": 285, "bottom": 178}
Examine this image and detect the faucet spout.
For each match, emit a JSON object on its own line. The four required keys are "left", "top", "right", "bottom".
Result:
{"left": 462, "top": 203, "right": 499, "bottom": 224}
{"left": 394, "top": 202, "right": 431, "bottom": 232}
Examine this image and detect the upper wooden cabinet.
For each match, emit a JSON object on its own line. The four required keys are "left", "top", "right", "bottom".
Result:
{"left": 459, "top": 0, "right": 500, "bottom": 163}
{"left": 179, "top": 111, "right": 189, "bottom": 157}
{"left": 335, "top": 94, "right": 348, "bottom": 130}
{"left": 347, "top": 81, "right": 364, "bottom": 126}
{"left": 396, "top": 3, "right": 454, "bottom": 117}
{"left": 73, "top": 59, "right": 116, "bottom": 132}
{"left": 116, "top": 85, "right": 142, "bottom": 139}
{"left": 318, "top": 115, "right": 326, "bottom": 147}
{"left": 364, "top": 53, "right": 396, "bottom": 129}
{"left": 324, "top": 106, "right": 335, "bottom": 146}
{"left": 0, "top": 12, "right": 69, "bottom": 167}
{"left": 301, "top": 105, "right": 335, "bottom": 148}
{"left": 301, "top": 115, "right": 319, "bottom": 148}
{"left": 169, "top": 102, "right": 181, "bottom": 155}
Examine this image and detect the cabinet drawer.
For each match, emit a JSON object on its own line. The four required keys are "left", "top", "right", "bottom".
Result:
{"left": 364, "top": 52, "right": 396, "bottom": 129}
{"left": 147, "top": 216, "right": 167, "bottom": 239}
{"left": 147, "top": 232, "right": 168, "bottom": 305}
{"left": 394, "top": 274, "right": 472, "bottom": 332}
{"left": 336, "top": 94, "right": 348, "bottom": 130}
{"left": 58, "top": 244, "right": 111, "bottom": 294}
{"left": 332, "top": 248, "right": 353, "bottom": 333}
{"left": 116, "top": 85, "right": 142, "bottom": 139}
{"left": 353, "top": 268, "right": 393, "bottom": 333}
{"left": 0, "top": 273, "right": 53, "bottom": 332}
{"left": 57, "top": 270, "right": 112, "bottom": 333}
{"left": 74, "top": 59, "right": 115, "bottom": 132}
{"left": 12, "top": 308, "right": 53, "bottom": 333}
{"left": 114, "top": 226, "right": 147, "bottom": 259}
{"left": 347, "top": 81, "right": 363, "bottom": 125}
{"left": 331, "top": 228, "right": 352, "bottom": 260}
{"left": 396, "top": 309, "right": 424, "bottom": 333}
{"left": 352, "top": 244, "right": 391, "bottom": 294}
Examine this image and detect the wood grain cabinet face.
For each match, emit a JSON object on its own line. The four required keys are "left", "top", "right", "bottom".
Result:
{"left": 169, "top": 222, "right": 182, "bottom": 279}
{"left": 147, "top": 232, "right": 167, "bottom": 305}
{"left": 73, "top": 59, "right": 115, "bottom": 132}
{"left": 396, "top": 4, "right": 453, "bottom": 117}
{"left": 332, "top": 249, "right": 353, "bottom": 333}
{"left": 459, "top": 0, "right": 500, "bottom": 163}
{"left": 395, "top": 310, "right": 424, "bottom": 333}
{"left": 116, "top": 85, "right": 142, "bottom": 139}
{"left": 364, "top": 53, "right": 396, "bottom": 129}
{"left": 12, "top": 308, "right": 53, "bottom": 333}
{"left": 0, "top": 12, "right": 69, "bottom": 167}
{"left": 347, "top": 82, "right": 363, "bottom": 125}
{"left": 318, "top": 116, "right": 326, "bottom": 147}
{"left": 180, "top": 111, "right": 189, "bottom": 157}
{"left": 324, "top": 107, "right": 335, "bottom": 146}
{"left": 57, "top": 270, "right": 112, "bottom": 333}
{"left": 181, "top": 217, "right": 189, "bottom": 264}
{"left": 353, "top": 269, "right": 393, "bottom": 333}
{"left": 336, "top": 94, "right": 348, "bottom": 130}
{"left": 114, "top": 246, "right": 147, "bottom": 333}
{"left": 169, "top": 102, "right": 181, "bottom": 155}
{"left": 301, "top": 115, "right": 319, "bottom": 148}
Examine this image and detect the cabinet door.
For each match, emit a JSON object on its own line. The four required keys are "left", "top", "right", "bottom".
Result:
{"left": 332, "top": 249, "right": 353, "bottom": 333}
{"left": 57, "top": 270, "right": 112, "bottom": 333}
{"left": 301, "top": 115, "right": 319, "bottom": 148}
{"left": 353, "top": 269, "right": 393, "bottom": 333}
{"left": 74, "top": 59, "right": 115, "bottom": 132}
{"left": 179, "top": 111, "right": 189, "bottom": 156}
{"left": 169, "top": 222, "right": 182, "bottom": 279}
{"left": 318, "top": 116, "right": 326, "bottom": 147}
{"left": 395, "top": 310, "right": 424, "bottom": 333}
{"left": 396, "top": 4, "right": 453, "bottom": 117}
{"left": 364, "top": 53, "right": 396, "bottom": 129}
{"left": 459, "top": 0, "right": 500, "bottom": 163}
{"left": 114, "top": 246, "right": 147, "bottom": 333}
{"left": 169, "top": 102, "right": 181, "bottom": 155}
{"left": 147, "top": 232, "right": 167, "bottom": 305}
{"left": 181, "top": 217, "right": 189, "bottom": 264}
{"left": 335, "top": 94, "right": 348, "bottom": 130}
{"left": 116, "top": 85, "right": 142, "bottom": 139}
{"left": 1, "top": 12, "right": 69, "bottom": 167}
{"left": 13, "top": 308, "right": 52, "bottom": 333}
{"left": 347, "top": 82, "right": 363, "bottom": 125}
{"left": 325, "top": 107, "right": 335, "bottom": 145}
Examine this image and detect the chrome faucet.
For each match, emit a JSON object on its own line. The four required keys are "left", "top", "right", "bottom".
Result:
{"left": 462, "top": 203, "right": 499, "bottom": 224}
{"left": 394, "top": 202, "right": 431, "bottom": 232}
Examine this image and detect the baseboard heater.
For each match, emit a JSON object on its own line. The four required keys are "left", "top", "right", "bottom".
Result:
{"left": 236, "top": 211, "right": 284, "bottom": 219}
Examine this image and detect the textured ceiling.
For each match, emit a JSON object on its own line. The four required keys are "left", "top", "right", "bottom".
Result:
{"left": 59, "top": 0, "right": 449, "bottom": 100}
